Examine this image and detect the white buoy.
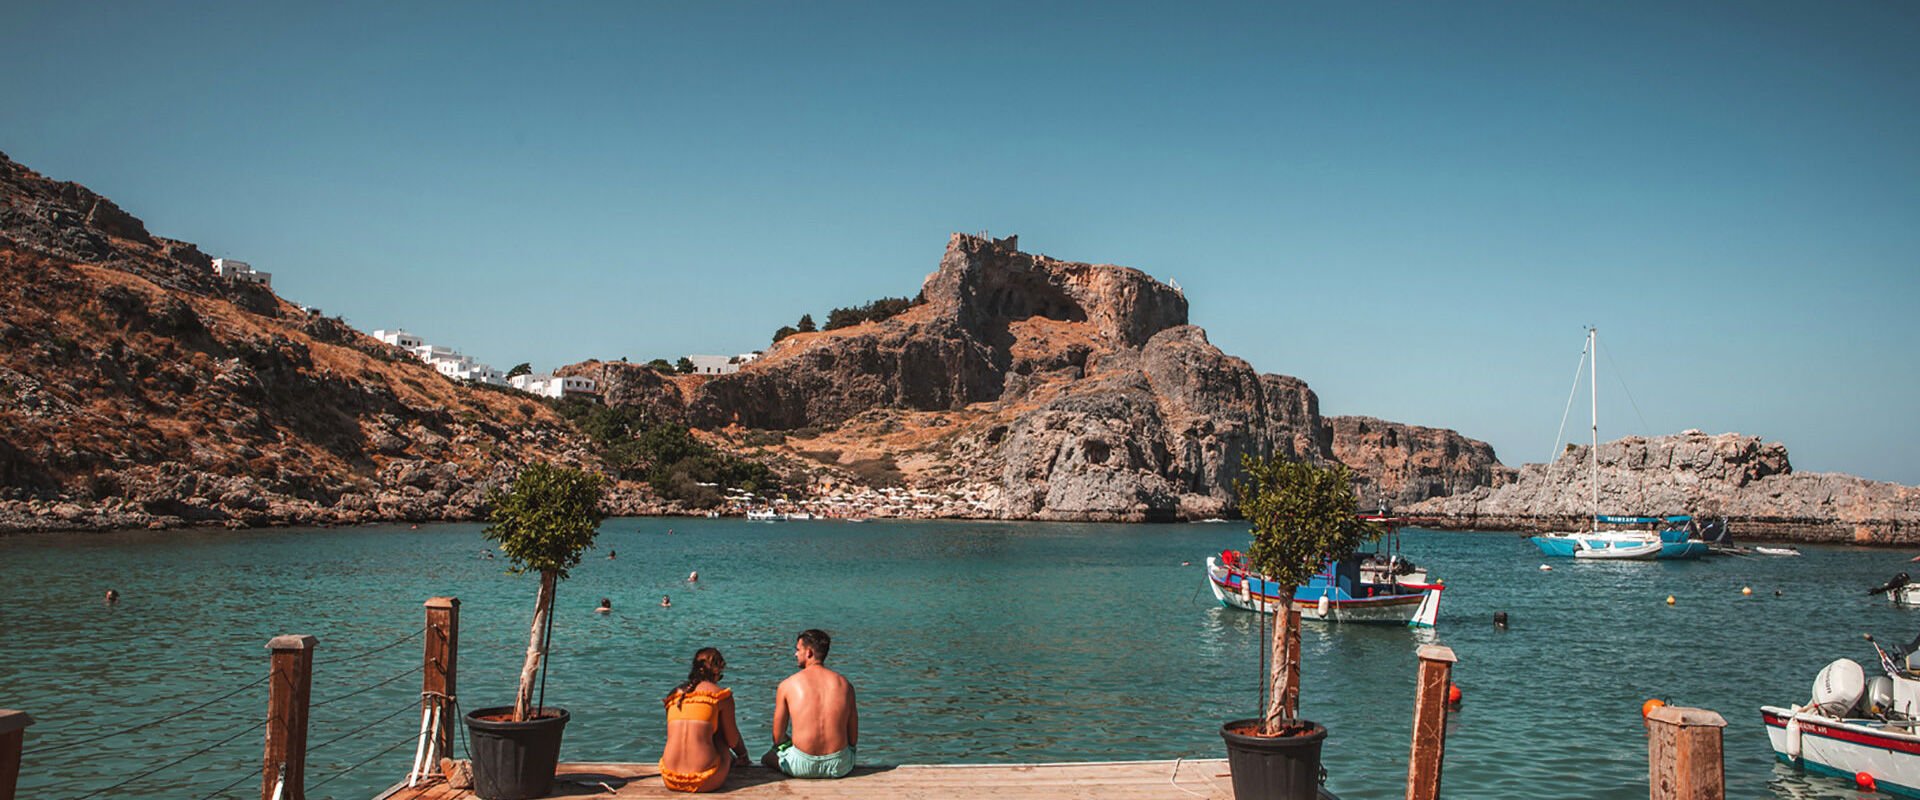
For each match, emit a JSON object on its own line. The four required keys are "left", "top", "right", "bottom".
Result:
{"left": 1539, "top": 564, "right": 1554, "bottom": 572}
{"left": 1317, "top": 594, "right": 1331, "bottom": 618}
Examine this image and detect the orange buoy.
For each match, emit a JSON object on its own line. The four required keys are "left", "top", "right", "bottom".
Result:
{"left": 1642, "top": 698, "right": 1666, "bottom": 718}
{"left": 1857, "top": 772, "right": 1877, "bottom": 792}
{"left": 1447, "top": 682, "right": 1463, "bottom": 705}
{"left": 1665, "top": 595, "right": 1676, "bottom": 605}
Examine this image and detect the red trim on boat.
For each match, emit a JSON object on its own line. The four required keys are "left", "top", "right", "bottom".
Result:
{"left": 1763, "top": 711, "right": 1920, "bottom": 756}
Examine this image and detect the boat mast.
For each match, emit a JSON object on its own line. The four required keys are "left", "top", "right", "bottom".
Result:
{"left": 1589, "top": 327, "right": 1598, "bottom": 535}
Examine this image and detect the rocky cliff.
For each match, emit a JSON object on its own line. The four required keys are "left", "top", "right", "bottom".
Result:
{"left": 1329, "top": 416, "right": 1517, "bottom": 510}
{"left": 0, "top": 151, "right": 650, "bottom": 532}
{"left": 1409, "top": 430, "right": 1920, "bottom": 543}
{"left": 584, "top": 233, "right": 1512, "bottom": 521}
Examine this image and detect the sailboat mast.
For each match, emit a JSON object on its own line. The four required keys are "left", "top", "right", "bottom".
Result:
{"left": 1589, "top": 327, "right": 1598, "bottom": 535}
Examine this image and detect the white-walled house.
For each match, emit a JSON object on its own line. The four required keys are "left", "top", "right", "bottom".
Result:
{"left": 373, "top": 329, "right": 423, "bottom": 349}
{"left": 211, "top": 258, "right": 272, "bottom": 288}
{"left": 688, "top": 355, "right": 738, "bottom": 375}
{"left": 509, "top": 372, "right": 596, "bottom": 398}
{"left": 687, "top": 352, "right": 763, "bottom": 375}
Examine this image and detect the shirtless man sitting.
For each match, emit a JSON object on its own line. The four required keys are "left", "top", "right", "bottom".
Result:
{"left": 762, "top": 629, "right": 857, "bottom": 778}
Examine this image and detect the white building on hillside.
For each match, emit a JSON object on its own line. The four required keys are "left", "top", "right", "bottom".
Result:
{"left": 688, "top": 355, "right": 739, "bottom": 375}
{"left": 211, "top": 258, "right": 272, "bottom": 288}
{"left": 686, "top": 352, "right": 762, "bottom": 375}
{"left": 509, "top": 373, "right": 597, "bottom": 398}
{"left": 373, "top": 329, "right": 423, "bottom": 349}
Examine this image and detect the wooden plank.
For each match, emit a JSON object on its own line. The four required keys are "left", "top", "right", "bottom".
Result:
{"left": 375, "top": 759, "right": 1241, "bottom": 799}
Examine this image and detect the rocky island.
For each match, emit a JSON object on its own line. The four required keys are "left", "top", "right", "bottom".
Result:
{"left": 2, "top": 150, "right": 1915, "bottom": 543}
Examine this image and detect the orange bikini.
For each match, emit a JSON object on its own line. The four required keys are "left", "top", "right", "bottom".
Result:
{"left": 660, "top": 688, "right": 732, "bottom": 792}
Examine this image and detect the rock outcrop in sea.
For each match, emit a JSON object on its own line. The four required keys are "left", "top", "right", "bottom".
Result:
{"left": 1409, "top": 430, "right": 1920, "bottom": 544}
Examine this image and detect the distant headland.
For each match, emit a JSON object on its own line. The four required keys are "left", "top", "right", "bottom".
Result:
{"left": 1, "top": 151, "right": 1912, "bottom": 542}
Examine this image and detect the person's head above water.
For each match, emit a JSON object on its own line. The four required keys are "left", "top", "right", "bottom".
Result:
{"left": 795, "top": 629, "right": 831, "bottom": 665}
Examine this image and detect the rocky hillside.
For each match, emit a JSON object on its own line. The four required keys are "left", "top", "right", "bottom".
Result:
{"left": 1410, "top": 430, "right": 1920, "bottom": 543}
{"left": 0, "top": 151, "right": 646, "bottom": 532}
{"left": 570, "top": 233, "right": 1514, "bottom": 521}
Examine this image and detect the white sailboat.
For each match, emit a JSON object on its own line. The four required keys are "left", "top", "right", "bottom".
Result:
{"left": 1530, "top": 328, "right": 1707, "bottom": 560}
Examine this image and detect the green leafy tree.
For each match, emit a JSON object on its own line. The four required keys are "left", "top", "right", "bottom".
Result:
{"left": 675, "top": 356, "right": 695, "bottom": 374}
{"left": 796, "top": 313, "right": 817, "bottom": 333}
{"left": 507, "top": 362, "right": 532, "bottom": 379}
{"left": 484, "top": 463, "right": 607, "bottom": 721}
{"left": 646, "top": 358, "right": 674, "bottom": 372}
{"left": 772, "top": 325, "right": 798, "bottom": 343}
{"left": 1233, "top": 455, "right": 1380, "bottom": 735}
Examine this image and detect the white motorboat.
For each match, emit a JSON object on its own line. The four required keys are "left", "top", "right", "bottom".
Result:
{"left": 1755, "top": 546, "right": 1803, "bottom": 557}
{"left": 745, "top": 509, "right": 779, "bottom": 521}
{"left": 1763, "top": 633, "right": 1920, "bottom": 797}
{"left": 1873, "top": 574, "right": 1920, "bottom": 607}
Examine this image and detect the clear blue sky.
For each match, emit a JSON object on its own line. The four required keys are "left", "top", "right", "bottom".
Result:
{"left": 3, "top": 2, "right": 1916, "bottom": 483}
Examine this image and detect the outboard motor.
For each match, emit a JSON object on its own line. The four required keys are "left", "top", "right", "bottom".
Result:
{"left": 1867, "top": 675, "right": 1897, "bottom": 717}
{"left": 1870, "top": 572, "right": 1912, "bottom": 596}
{"left": 1813, "top": 659, "right": 1867, "bottom": 717}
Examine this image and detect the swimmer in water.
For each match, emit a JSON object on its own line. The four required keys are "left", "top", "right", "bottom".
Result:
{"left": 595, "top": 598, "right": 613, "bottom": 614}
{"left": 661, "top": 595, "right": 673, "bottom": 608}
{"left": 104, "top": 589, "right": 120, "bottom": 604}
{"left": 688, "top": 570, "right": 699, "bottom": 583}
{"left": 608, "top": 549, "right": 617, "bottom": 560}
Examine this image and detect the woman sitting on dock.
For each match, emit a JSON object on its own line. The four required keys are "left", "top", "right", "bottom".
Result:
{"left": 659, "top": 647, "right": 750, "bottom": 792}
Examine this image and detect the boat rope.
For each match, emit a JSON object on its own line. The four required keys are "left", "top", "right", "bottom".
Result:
{"left": 1549, "top": 336, "right": 1589, "bottom": 467}
{"left": 1166, "top": 756, "right": 1211, "bottom": 798}
{"left": 307, "top": 697, "right": 421, "bottom": 755}
{"left": 311, "top": 662, "right": 422, "bottom": 707}
{"left": 194, "top": 764, "right": 264, "bottom": 800}
{"left": 306, "top": 731, "right": 420, "bottom": 794}
{"left": 27, "top": 672, "right": 269, "bottom": 755}
{"left": 65, "top": 718, "right": 267, "bottom": 800}
{"left": 1596, "top": 336, "right": 1653, "bottom": 439}
{"left": 315, "top": 626, "right": 426, "bottom": 665}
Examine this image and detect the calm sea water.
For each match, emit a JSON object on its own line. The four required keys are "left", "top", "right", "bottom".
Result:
{"left": 2, "top": 519, "right": 1914, "bottom": 799}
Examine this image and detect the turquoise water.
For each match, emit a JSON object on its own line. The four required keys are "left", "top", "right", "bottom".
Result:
{"left": 2, "top": 519, "right": 1914, "bottom": 799}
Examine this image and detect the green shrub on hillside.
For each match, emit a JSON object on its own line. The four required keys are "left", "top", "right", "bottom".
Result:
{"left": 552, "top": 399, "right": 777, "bottom": 505}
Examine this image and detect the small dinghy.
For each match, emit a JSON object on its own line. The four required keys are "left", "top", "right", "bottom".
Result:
{"left": 1754, "top": 546, "right": 1803, "bottom": 557}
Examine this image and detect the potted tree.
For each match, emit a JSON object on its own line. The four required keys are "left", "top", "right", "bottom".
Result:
{"left": 465, "top": 462, "right": 606, "bottom": 800}
{"left": 1221, "top": 455, "right": 1382, "bottom": 800}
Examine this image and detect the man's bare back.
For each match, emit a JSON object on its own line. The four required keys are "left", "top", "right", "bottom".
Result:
{"left": 766, "top": 630, "right": 859, "bottom": 777}
{"left": 776, "top": 664, "right": 856, "bottom": 754}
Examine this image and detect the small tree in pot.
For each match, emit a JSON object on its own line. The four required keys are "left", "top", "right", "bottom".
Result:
{"left": 465, "top": 462, "right": 606, "bottom": 800}
{"left": 1221, "top": 455, "right": 1381, "bottom": 799}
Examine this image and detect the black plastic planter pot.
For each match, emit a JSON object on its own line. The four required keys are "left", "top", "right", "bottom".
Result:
{"left": 1220, "top": 718, "right": 1327, "bottom": 800}
{"left": 465, "top": 706, "right": 569, "bottom": 800}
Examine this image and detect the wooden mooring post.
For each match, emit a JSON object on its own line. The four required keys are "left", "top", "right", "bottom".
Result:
{"left": 1405, "top": 644, "right": 1458, "bottom": 800}
{"left": 423, "top": 597, "right": 460, "bottom": 762}
{"left": 263, "top": 634, "right": 316, "bottom": 800}
{"left": 1646, "top": 706, "right": 1725, "bottom": 800}
{"left": 0, "top": 709, "right": 33, "bottom": 800}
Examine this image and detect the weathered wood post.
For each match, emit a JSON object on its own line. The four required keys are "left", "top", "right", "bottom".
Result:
{"left": 0, "top": 709, "right": 33, "bottom": 800}
{"left": 1647, "top": 706, "right": 1726, "bottom": 800}
{"left": 262, "top": 635, "right": 316, "bottom": 800}
{"left": 424, "top": 597, "right": 460, "bottom": 761}
{"left": 1406, "top": 644, "right": 1459, "bottom": 800}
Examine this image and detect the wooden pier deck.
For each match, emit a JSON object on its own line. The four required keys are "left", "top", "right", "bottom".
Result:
{"left": 374, "top": 758, "right": 1329, "bottom": 799}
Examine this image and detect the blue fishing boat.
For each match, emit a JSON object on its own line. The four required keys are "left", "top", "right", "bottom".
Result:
{"left": 1205, "top": 548, "right": 1443, "bottom": 627}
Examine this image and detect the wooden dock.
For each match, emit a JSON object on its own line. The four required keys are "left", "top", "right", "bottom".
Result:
{"left": 373, "top": 758, "right": 1307, "bottom": 799}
